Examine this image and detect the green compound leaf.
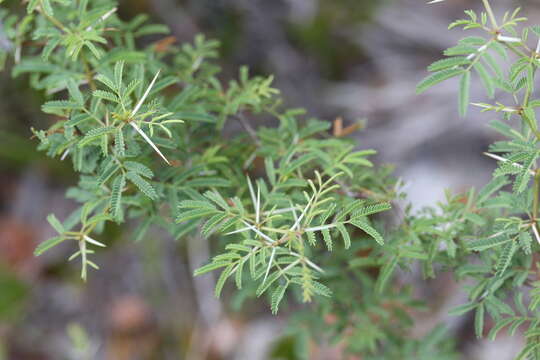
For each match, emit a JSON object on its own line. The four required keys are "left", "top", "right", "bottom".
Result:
{"left": 126, "top": 171, "right": 158, "bottom": 200}
{"left": 459, "top": 70, "right": 471, "bottom": 117}
{"left": 416, "top": 68, "right": 464, "bottom": 94}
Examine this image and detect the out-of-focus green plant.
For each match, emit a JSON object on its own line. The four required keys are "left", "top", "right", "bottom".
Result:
{"left": 67, "top": 322, "right": 94, "bottom": 360}
{"left": 0, "top": 266, "right": 27, "bottom": 322}
{"left": 286, "top": 0, "right": 385, "bottom": 79}
{"left": 1, "top": 0, "right": 539, "bottom": 358}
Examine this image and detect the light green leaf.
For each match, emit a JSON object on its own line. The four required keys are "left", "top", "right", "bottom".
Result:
{"left": 47, "top": 213, "right": 65, "bottom": 234}
{"left": 336, "top": 223, "right": 351, "bottom": 249}
{"left": 459, "top": 71, "right": 471, "bottom": 117}
{"left": 448, "top": 302, "right": 478, "bottom": 316}
{"left": 93, "top": 90, "right": 119, "bottom": 103}
{"left": 115, "top": 129, "right": 125, "bottom": 157}
{"left": 78, "top": 126, "right": 115, "bottom": 147}
{"left": 194, "top": 261, "right": 231, "bottom": 276}
{"left": 126, "top": 171, "right": 158, "bottom": 199}
{"left": 350, "top": 219, "right": 384, "bottom": 245}
{"left": 376, "top": 256, "right": 398, "bottom": 293}
{"left": 110, "top": 174, "right": 125, "bottom": 221}
{"left": 124, "top": 161, "right": 153, "bottom": 178}
{"left": 271, "top": 283, "right": 288, "bottom": 315}
{"left": 416, "top": 68, "right": 464, "bottom": 94}
{"left": 215, "top": 264, "right": 234, "bottom": 298}
{"left": 35, "top": 236, "right": 65, "bottom": 256}
{"left": 428, "top": 57, "right": 471, "bottom": 72}
{"left": 495, "top": 240, "right": 517, "bottom": 276}
{"left": 473, "top": 62, "right": 495, "bottom": 98}
{"left": 475, "top": 304, "right": 485, "bottom": 338}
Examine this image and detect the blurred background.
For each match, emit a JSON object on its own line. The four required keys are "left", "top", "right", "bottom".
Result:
{"left": 1, "top": 0, "right": 540, "bottom": 359}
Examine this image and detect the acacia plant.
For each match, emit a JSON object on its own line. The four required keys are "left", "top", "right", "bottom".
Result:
{"left": 1, "top": 0, "right": 540, "bottom": 358}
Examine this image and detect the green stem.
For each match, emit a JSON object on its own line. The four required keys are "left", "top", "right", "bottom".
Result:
{"left": 533, "top": 170, "right": 540, "bottom": 221}
{"left": 482, "top": 0, "right": 498, "bottom": 29}
{"left": 82, "top": 55, "right": 96, "bottom": 91}
{"left": 41, "top": 11, "right": 69, "bottom": 33}
{"left": 523, "top": 56, "right": 537, "bottom": 107}
{"left": 503, "top": 43, "right": 529, "bottom": 58}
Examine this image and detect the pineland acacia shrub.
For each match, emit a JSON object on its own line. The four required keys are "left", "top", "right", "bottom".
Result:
{"left": 0, "top": 0, "right": 539, "bottom": 358}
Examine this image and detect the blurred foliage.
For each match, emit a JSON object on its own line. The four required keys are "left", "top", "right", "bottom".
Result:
{"left": 286, "top": 0, "right": 386, "bottom": 79}
{"left": 0, "top": 265, "right": 28, "bottom": 322}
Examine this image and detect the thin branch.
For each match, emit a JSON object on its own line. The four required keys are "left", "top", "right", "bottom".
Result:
{"left": 482, "top": 0, "right": 498, "bottom": 29}
{"left": 236, "top": 112, "right": 260, "bottom": 145}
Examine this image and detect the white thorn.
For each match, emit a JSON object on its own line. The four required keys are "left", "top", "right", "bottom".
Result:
{"left": 240, "top": 220, "right": 275, "bottom": 244}
{"left": 532, "top": 223, "right": 540, "bottom": 245}
{"left": 290, "top": 252, "right": 324, "bottom": 273}
{"left": 497, "top": 35, "right": 522, "bottom": 43}
{"left": 471, "top": 103, "right": 491, "bottom": 109}
{"left": 304, "top": 224, "right": 337, "bottom": 232}
{"left": 60, "top": 149, "right": 70, "bottom": 161}
{"left": 256, "top": 184, "right": 261, "bottom": 224}
{"left": 86, "top": 7, "right": 117, "bottom": 30}
{"left": 130, "top": 122, "right": 170, "bottom": 165}
{"left": 478, "top": 44, "right": 488, "bottom": 53}
{"left": 290, "top": 193, "right": 315, "bottom": 231}
{"left": 263, "top": 247, "right": 276, "bottom": 283}
{"left": 246, "top": 177, "right": 257, "bottom": 217}
{"left": 263, "top": 206, "right": 298, "bottom": 216}
{"left": 84, "top": 235, "right": 106, "bottom": 247}
{"left": 483, "top": 152, "right": 535, "bottom": 175}
{"left": 224, "top": 226, "right": 251, "bottom": 235}
{"left": 131, "top": 69, "right": 161, "bottom": 118}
